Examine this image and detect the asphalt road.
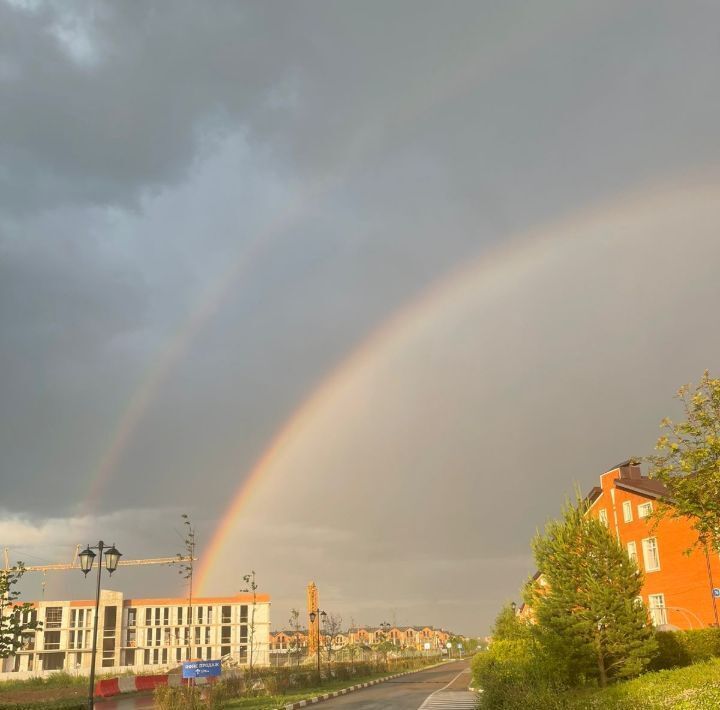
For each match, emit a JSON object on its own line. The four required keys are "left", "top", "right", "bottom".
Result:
{"left": 316, "top": 659, "right": 477, "bottom": 710}
{"left": 92, "top": 660, "right": 477, "bottom": 709}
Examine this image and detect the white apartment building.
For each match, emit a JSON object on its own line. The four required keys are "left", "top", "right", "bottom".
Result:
{"left": 1, "top": 589, "right": 271, "bottom": 678}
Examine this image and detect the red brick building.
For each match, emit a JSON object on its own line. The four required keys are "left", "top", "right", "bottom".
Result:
{"left": 586, "top": 461, "right": 720, "bottom": 630}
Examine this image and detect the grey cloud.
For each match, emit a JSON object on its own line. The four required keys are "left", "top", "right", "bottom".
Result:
{"left": 5, "top": 1, "right": 720, "bottom": 635}
{"left": 3, "top": 1, "right": 719, "bottom": 216}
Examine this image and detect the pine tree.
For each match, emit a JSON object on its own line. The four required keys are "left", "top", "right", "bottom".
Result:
{"left": 525, "top": 498, "right": 656, "bottom": 687}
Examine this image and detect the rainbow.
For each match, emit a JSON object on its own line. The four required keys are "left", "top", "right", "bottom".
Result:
{"left": 82, "top": 176, "right": 335, "bottom": 511}
{"left": 80, "top": 5, "right": 599, "bottom": 510}
{"left": 196, "top": 177, "right": 718, "bottom": 594}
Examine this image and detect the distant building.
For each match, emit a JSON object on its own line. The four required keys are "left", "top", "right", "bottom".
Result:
{"left": 0, "top": 589, "right": 271, "bottom": 677}
{"left": 585, "top": 460, "right": 720, "bottom": 629}
{"left": 268, "top": 624, "right": 453, "bottom": 659}
{"left": 347, "top": 625, "right": 452, "bottom": 650}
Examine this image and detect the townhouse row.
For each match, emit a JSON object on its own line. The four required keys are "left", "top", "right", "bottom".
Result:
{"left": 269, "top": 625, "right": 452, "bottom": 652}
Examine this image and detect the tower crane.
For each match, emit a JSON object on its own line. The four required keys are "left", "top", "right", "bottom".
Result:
{"left": 2, "top": 545, "right": 195, "bottom": 572}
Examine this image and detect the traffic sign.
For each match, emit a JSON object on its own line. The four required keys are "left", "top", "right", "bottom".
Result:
{"left": 712, "top": 588, "right": 720, "bottom": 598}
{"left": 182, "top": 660, "right": 222, "bottom": 679}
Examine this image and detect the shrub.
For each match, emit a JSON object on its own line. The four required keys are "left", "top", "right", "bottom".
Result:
{"left": 650, "top": 628, "right": 720, "bottom": 671}
{"left": 472, "top": 638, "right": 567, "bottom": 709}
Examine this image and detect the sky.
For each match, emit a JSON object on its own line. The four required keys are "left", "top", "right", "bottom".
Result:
{"left": 2, "top": 0, "right": 720, "bottom": 637}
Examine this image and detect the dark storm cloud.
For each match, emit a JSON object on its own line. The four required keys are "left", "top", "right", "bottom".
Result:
{"left": 4, "top": 0, "right": 720, "bottom": 633}
{"left": 3, "top": 1, "right": 718, "bottom": 215}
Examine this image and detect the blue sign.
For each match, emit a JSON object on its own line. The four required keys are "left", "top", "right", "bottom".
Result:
{"left": 713, "top": 588, "right": 720, "bottom": 598}
{"left": 182, "top": 660, "right": 222, "bottom": 678}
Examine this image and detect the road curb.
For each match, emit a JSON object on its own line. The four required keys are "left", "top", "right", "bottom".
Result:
{"left": 283, "top": 661, "right": 451, "bottom": 710}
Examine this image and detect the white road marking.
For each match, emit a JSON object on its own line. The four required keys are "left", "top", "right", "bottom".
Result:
{"left": 417, "top": 691, "right": 478, "bottom": 708}
{"left": 417, "top": 668, "right": 477, "bottom": 709}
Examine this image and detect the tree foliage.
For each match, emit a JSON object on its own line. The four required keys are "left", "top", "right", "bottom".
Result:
{"left": 1, "top": 563, "right": 40, "bottom": 659}
{"left": 648, "top": 371, "right": 720, "bottom": 553}
{"left": 525, "top": 498, "right": 656, "bottom": 687}
{"left": 492, "top": 604, "right": 529, "bottom": 642}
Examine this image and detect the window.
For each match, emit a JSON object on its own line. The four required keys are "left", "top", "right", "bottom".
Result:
{"left": 648, "top": 594, "right": 667, "bottom": 626}
{"left": 222, "top": 606, "right": 232, "bottom": 623}
{"left": 45, "top": 607, "right": 62, "bottom": 629}
{"left": 177, "top": 607, "right": 183, "bottom": 626}
{"left": 71, "top": 609, "right": 88, "bottom": 627}
{"left": 627, "top": 541, "right": 638, "bottom": 564}
{"left": 221, "top": 626, "right": 232, "bottom": 644}
{"left": 623, "top": 501, "right": 633, "bottom": 523}
{"left": 163, "top": 608, "right": 169, "bottom": 626}
{"left": 69, "top": 630, "right": 85, "bottom": 649}
{"left": 127, "top": 608, "right": 137, "bottom": 627}
{"left": 145, "top": 608, "right": 152, "bottom": 626}
{"left": 43, "top": 652, "right": 65, "bottom": 670}
{"left": 240, "top": 605, "right": 248, "bottom": 623}
{"left": 197, "top": 606, "right": 203, "bottom": 624}
{"left": 44, "top": 631, "right": 61, "bottom": 650}
{"left": 598, "top": 509, "right": 608, "bottom": 526}
{"left": 642, "top": 537, "right": 660, "bottom": 571}
{"left": 638, "top": 502, "right": 653, "bottom": 519}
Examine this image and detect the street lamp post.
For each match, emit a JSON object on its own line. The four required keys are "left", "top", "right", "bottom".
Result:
{"left": 79, "top": 541, "right": 122, "bottom": 710}
{"left": 308, "top": 609, "right": 326, "bottom": 678}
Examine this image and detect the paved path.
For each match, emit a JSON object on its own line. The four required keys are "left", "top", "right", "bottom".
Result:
{"left": 315, "top": 660, "right": 477, "bottom": 710}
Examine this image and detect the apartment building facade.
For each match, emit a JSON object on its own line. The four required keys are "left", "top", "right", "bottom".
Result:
{"left": 586, "top": 461, "right": 720, "bottom": 629}
{"left": 0, "top": 589, "right": 271, "bottom": 677}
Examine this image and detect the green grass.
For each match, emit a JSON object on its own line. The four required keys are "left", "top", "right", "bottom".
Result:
{"left": 0, "top": 700, "right": 85, "bottom": 710}
{"left": 568, "top": 658, "right": 720, "bottom": 709}
{"left": 478, "top": 658, "right": 720, "bottom": 710}
{"left": 0, "top": 675, "right": 84, "bottom": 694}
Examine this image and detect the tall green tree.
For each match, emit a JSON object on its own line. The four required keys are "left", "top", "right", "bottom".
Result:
{"left": 525, "top": 498, "right": 656, "bottom": 687}
{"left": 648, "top": 371, "right": 720, "bottom": 553}
{"left": 1, "top": 563, "right": 40, "bottom": 659}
